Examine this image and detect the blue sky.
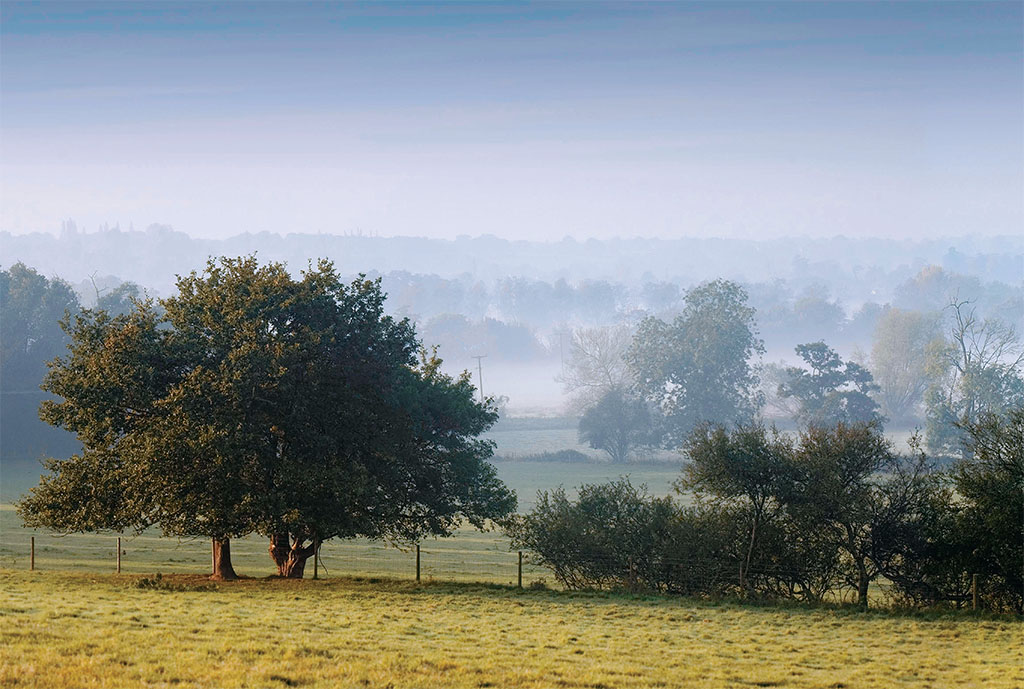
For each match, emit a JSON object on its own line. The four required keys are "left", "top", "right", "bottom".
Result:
{"left": 2, "top": 2, "right": 1021, "bottom": 240}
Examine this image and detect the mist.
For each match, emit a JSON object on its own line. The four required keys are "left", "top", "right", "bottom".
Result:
{"left": 3, "top": 3, "right": 1021, "bottom": 241}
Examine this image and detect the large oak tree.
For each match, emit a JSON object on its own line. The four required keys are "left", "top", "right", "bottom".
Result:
{"left": 17, "top": 257, "right": 515, "bottom": 579}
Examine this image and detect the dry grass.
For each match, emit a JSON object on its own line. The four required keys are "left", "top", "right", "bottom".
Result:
{"left": 1, "top": 570, "right": 1019, "bottom": 689}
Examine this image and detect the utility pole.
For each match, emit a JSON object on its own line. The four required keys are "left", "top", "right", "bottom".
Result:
{"left": 471, "top": 354, "right": 487, "bottom": 403}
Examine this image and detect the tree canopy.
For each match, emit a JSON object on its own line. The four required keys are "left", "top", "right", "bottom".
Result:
{"left": 627, "top": 279, "right": 764, "bottom": 446}
{"left": 779, "top": 341, "right": 884, "bottom": 427}
{"left": 924, "top": 298, "right": 1024, "bottom": 457}
{"left": 17, "top": 256, "right": 515, "bottom": 579}
{"left": 577, "top": 387, "right": 658, "bottom": 464}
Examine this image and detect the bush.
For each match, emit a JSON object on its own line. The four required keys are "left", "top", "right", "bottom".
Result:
{"left": 494, "top": 449, "right": 594, "bottom": 463}
{"left": 507, "top": 479, "right": 677, "bottom": 590}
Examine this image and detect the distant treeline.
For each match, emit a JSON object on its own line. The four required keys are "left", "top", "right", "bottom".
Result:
{"left": 3, "top": 257, "right": 1022, "bottom": 460}
{"left": 3, "top": 224, "right": 1020, "bottom": 302}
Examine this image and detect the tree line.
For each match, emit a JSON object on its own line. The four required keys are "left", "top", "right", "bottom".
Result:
{"left": 509, "top": 413, "right": 1022, "bottom": 612}
{"left": 565, "top": 280, "right": 1023, "bottom": 463}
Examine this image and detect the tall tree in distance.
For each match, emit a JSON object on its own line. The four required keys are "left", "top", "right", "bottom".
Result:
{"left": 17, "top": 256, "right": 515, "bottom": 580}
{"left": 0, "top": 263, "right": 80, "bottom": 392}
{"left": 0, "top": 263, "right": 83, "bottom": 462}
{"left": 869, "top": 308, "right": 941, "bottom": 426}
{"left": 779, "top": 341, "right": 884, "bottom": 427}
{"left": 628, "top": 279, "right": 764, "bottom": 446}
{"left": 558, "top": 325, "right": 634, "bottom": 413}
{"left": 577, "top": 387, "right": 658, "bottom": 464}
{"left": 924, "top": 298, "right": 1024, "bottom": 457}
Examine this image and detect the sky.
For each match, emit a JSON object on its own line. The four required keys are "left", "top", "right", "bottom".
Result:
{"left": 1, "top": 1, "right": 1021, "bottom": 241}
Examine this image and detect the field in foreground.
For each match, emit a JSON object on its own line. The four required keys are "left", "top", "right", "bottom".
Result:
{"left": 1, "top": 571, "right": 1019, "bottom": 689}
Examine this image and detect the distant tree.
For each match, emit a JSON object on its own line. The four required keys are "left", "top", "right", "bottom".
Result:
{"left": 789, "top": 290, "right": 845, "bottom": 342}
{"left": 780, "top": 341, "right": 884, "bottom": 427}
{"left": 758, "top": 361, "right": 803, "bottom": 420}
{"left": 558, "top": 325, "right": 633, "bottom": 412}
{"left": 924, "top": 298, "right": 1024, "bottom": 456}
{"left": 578, "top": 387, "right": 658, "bottom": 464}
{"left": 640, "top": 281, "right": 681, "bottom": 314}
{"left": 17, "top": 257, "right": 515, "bottom": 580}
{"left": 628, "top": 279, "right": 764, "bottom": 446}
{"left": 421, "top": 314, "right": 546, "bottom": 363}
{"left": 575, "top": 280, "right": 623, "bottom": 323}
{"left": 893, "top": 266, "right": 982, "bottom": 314}
{"left": 842, "top": 301, "right": 885, "bottom": 345}
{"left": 0, "top": 263, "right": 83, "bottom": 462}
{"left": 869, "top": 308, "right": 942, "bottom": 425}
{"left": 0, "top": 263, "right": 80, "bottom": 391}
{"left": 96, "top": 281, "right": 144, "bottom": 317}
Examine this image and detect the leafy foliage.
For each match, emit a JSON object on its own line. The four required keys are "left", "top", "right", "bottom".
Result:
{"left": 682, "top": 423, "right": 793, "bottom": 590}
{"left": 17, "top": 256, "right": 515, "bottom": 578}
{"left": 869, "top": 308, "right": 942, "bottom": 425}
{"left": 779, "top": 341, "right": 884, "bottom": 427}
{"left": 0, "top": 263, "right": 81, "bottom": 391}
{"left": 506, "top": 479, "right": 678, "bottom": 591}
{"left": 577, "top": 387, "right": 659, "bottom": 464}
{"left": 924, "top": 298, "right": 1024, "bottom": 456}
{"left": 628, "top": 279, "right": 764, "bottom": 446}
{"left": 952, "top": 408, "right": 1023, "bottom": 611}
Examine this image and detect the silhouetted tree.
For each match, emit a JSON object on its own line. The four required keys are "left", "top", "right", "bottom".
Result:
{"left": 780, "top": 341, "right": 883, "bottom": 427}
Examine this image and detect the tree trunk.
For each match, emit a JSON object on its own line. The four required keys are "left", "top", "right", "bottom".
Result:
{"left": 269, "top": 532, "right": 291, "bottom": 574}
{"left": 268, "top": 533, "right": 315, "bottom": 578}
{"left": 856, "top": 559, "right": 870, "bottom": 610}
{"left": 211, "top": 538, "right": 238, "bottom": 581}
{"left": 741, "top": 510, "right": 761, "bottom": 595}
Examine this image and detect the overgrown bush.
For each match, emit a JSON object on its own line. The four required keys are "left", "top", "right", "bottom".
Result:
{"left": 506, "top": 479, "right": 676, "bottom": 590}
{"left": 509, "top": 412, "right": 1023, "bottom": 612}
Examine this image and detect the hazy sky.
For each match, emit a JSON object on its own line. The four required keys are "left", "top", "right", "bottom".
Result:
{"left": 2, "top": 2, "right": 1021, "bottom": 241}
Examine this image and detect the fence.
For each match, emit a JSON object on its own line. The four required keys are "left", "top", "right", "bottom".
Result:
{"left": 0, "top": 521, "right": 551, "bottom": 588}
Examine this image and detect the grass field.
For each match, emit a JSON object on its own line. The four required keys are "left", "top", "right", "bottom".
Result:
{"left": 2, "top": 570, "right": 1019, "bottom": 689}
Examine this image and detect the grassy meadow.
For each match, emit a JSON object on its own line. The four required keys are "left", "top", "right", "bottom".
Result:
{"left": 1, "top": 420, "right": 1015, "bottom": 688}
{"left": 2, "top": 570, "right": 1020, "bottom": 689}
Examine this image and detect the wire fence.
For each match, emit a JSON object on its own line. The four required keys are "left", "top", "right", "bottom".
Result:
{"left": 0, "top": 530, "right": 910, "bottom": 607}
{"left": 0, "top": 520, "right": 552, "bottom": 588}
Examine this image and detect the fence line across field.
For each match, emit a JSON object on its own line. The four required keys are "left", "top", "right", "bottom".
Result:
{"left": 3, "top": 532, "right": 985, "bottom": 610}
{"left": 7, "top": 531, "right": 545, "bottom": 587}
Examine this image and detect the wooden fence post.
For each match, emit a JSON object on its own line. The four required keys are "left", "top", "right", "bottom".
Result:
{"left": 116, "top": 537, "right": 122, "bottom": 574}
{"left": 518, "top": 551, "right": 523, "bottom": 589}
{"left": 972, "top": 573, "right": 978, "bottom": 611}
{"left": 415, "top": 544, "right": 421, "bottom": 583}
{"left": 30, "top": 536, "right": 35, "bottom": 571}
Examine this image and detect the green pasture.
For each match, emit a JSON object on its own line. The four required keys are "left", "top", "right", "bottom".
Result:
{"left": 2, "top": 570, "right": 1019, "bottom": 689}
